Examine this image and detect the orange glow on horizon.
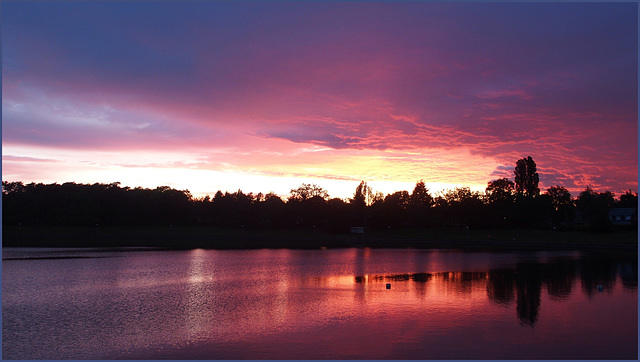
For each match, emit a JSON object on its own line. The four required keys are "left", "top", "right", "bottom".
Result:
{"left": 2, "top": 142, "right": 503, "bottom": 199}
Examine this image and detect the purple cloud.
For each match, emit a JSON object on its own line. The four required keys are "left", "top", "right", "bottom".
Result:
{"left": 2, "top": 2, "right": 636, "bottom": 196}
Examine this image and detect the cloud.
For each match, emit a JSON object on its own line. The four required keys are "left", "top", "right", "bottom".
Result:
{"left": 2, "top": 155, "right": 57, "bottom": 163}
{"left": 2, "top": 2, "right": 637, "bottom": 196}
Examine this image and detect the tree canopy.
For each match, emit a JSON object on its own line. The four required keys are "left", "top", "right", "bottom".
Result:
{"left": 3, "top": 156, "right": 636, "bottom": 233}
{"left": 410, "top": 180, "right": 434, "bottom": 207}
{"left": 289, "top": 183, "right": 329, "bottom": 201}
{"left": 485, "top": 178, "right": 515, "bottom": 204}
{"left": 514, "top": 156, "right": 540, "bottom": 196}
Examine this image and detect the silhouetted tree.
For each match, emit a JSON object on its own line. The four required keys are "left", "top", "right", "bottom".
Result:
{"left": 408, "top": 180, "right": 434, "bottom": 227}
{"left": 325, "top": 197, "right": 351, "bottom": 232}
{"left": 193, "top": 195, "right": 214, "bottom": 225}
{"left": 232, "top": 190, "right": 257, "bottom": 228}
{"left": 545, "top": 185, "right": 574, "bottom": 227}
{"left": 374, "top": 191, "right": 410, "bottom": 228}
{"left": 617, "top": 190, "right": 638, "bottom": 208}
{"left": 410, "top": 180, "right": 434, "bottom": 207}
{"left": 4, "top": 172, "right": 630, "bottom": 238}
{"left": 385, "top": 190, "right": 411, "bottom": 207}
{"left": 484, "top": 178, "right": 516, "bottom": 228}
{"left": 289, "top": 183, "right": 329, "bottom": 201}
{"left": 2, "top": 181, "right": 26, "bottom": 194}
{"left": 287, "top": 194, "right": 328, "bottom": 229}
{"left": 546, "top": 186, "right": 572, "bottom": 210}
{"left": 258, "top": 192, "right": 287, "bottom": 228}
{"left": 438, "top": 187, "right": 485, "bottom": 228}
{"left": 511, "top": 192, "right": 552, "bottom": 228}
{"left": 350, "top": 181, "right": 373, "bottom": 225}
{"left": 351, "top": 181, "right": 373, "bottom": 207}
{"left": 514, "top": 156, "right": 540, "bottom": 197}
{"left": 485, "top": 178, "right": 515, "bottom": 204}
{"left": 576, "top": 187, "right": 615, "bottom": 232}
{"left": 2, "top": 182, "right": 195, "bottom": 227}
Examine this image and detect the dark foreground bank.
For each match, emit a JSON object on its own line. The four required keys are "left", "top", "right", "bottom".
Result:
{"left": 2, "top": 225, "right": 637, "bottom": 253}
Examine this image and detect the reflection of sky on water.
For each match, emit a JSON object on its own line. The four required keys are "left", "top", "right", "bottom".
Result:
{"left": 174, "top": 248, "right": 636, "bottom": 343}
{"left": 2, "top": 248, "right": 636, "bottom": 359}
{"left": 185, "top": 248, "right": 208, "bottom": 339}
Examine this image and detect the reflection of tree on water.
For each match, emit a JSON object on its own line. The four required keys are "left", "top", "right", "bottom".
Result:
{"left": 619, "top": 261, "right": 637, "bottom": 289}
{"left": 441, "top": 271, "right": 486, "bottom": 294}
{"left": 355, "top": 273, "right": 433, "bottom": 283}
{"left": 579, "top": 255, "right": 621, "bottom": 297}
{"left": 353, "top": 248, "right": 367, "bottom": 303}
{"left": 543, "top": 258, "right": 577, "bottom": 301}
{"left": 350, "top": 254, "right": 636, "bottom": 327}
{"left": 486, "top": 256, "right": 636, "bottom": 326}
{"left": 516, "top": 262, "right": 542, "bottom": 326}
{"left": 486, "top": 261, "right": 573, "bottom": 325}
{"left": 486, "top": 269, "right": 515, "bottom": 304}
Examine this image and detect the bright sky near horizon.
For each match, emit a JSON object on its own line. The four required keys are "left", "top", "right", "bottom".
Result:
{"left": 2, "top": 2, "right": 638, "bottom": 199}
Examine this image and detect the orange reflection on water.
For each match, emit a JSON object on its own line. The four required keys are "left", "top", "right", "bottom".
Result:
{"left": 166, "top": 248, "right": 636, "bottom": 359}
{"left": 306, "top": 270, "right": 493, "bottom": 319}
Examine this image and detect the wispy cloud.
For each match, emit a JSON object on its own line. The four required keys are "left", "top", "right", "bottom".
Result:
{"left": 2, "top": 2, "right": 636, "bottom": 197}
{"left": 2, "top": 155, "right": 57, "bottom": 163}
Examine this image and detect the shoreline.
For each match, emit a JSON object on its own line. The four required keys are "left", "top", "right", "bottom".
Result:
{"left": 3, "top": 225, "right": 637, "bottom": 253}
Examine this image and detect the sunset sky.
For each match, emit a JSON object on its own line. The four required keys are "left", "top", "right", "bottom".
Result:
{"left": 2, "top": 2, "right": 637, "bottom": 199}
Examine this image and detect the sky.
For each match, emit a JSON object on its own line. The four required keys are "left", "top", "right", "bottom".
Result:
{"left": 2, "top": 2, "right": 638, "bottom": 200}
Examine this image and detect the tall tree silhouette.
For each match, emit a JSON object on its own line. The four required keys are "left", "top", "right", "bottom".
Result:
{"left": 514, "top": 156, "right": 540, "bottom": 196}
{"left": 410, "top": 180, "right": 434, "bottom": 207}
{"left": 350, "top": 181, "right": 373, "bottom": 225}
{"left": 351, "top": 181, "right": 373, "bottom": 207}
{"left": 408, "top": 180, "right": 434, "bottom": 227}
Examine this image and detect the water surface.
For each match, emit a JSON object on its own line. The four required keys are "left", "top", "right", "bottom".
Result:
{"left": 2, "top": 247, "right": 637, "bottom": 359}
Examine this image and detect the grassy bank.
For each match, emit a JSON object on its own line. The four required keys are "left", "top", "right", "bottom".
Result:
{"left": 2, "top": 225, "right": 637, "bottom": 253}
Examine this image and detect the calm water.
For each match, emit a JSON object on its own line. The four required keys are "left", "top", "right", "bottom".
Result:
{"left": 2, "top": 247, "right": 637, "bottom": 359}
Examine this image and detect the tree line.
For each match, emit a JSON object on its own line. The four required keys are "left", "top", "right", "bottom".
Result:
{"left": 2, "top": 157, "right": 637, "bottom": 232}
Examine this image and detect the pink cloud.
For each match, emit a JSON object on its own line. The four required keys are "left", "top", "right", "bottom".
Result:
{"left": 2, "top": 2, "right": 636, "bottom": 197}
{"left": 477, "top": 89, "right": 534, "bottom": 100}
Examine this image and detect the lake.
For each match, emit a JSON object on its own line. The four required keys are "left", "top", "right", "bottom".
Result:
{"left": 2, "top": 247, "right": 637, "bottom": 359}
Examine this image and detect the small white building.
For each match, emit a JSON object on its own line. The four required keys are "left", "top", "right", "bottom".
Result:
{"left": 608, "top": 208, "right": 637, "bottom": 224}
{"left": 350, "top": 226, "right": 366, "bottom": 235}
